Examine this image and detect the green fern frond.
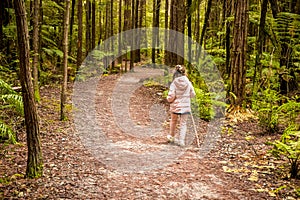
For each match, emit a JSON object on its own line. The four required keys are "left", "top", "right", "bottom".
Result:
{"left": 0, "top": 120, "right": 16, "bottom": 144}
{"left": 1, "top": 94, "right": 24, "bottom": 116}
{"left": 0, "top": 79, "right": 15, "bottom": 94}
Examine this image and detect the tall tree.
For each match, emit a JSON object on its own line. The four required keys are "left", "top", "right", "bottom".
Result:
{"left": 199, "top": 0, "right": 213, "bottom": 47}
{"left": 187, "top": 0, "right": 192, "bottom": 68}
{"left": 85, "top": 0, "right": 91, "bottom": 55}
{"left": 14, "top": 0, "right": 43, "bottom": 178}
{"left": 32, "top": 0, "right": 40, "bottom": 102}
{"left": 61, "top": 0, "right": 71, "bottom": 120}
{"left": 164, "top": 0, "right": 169, "bottom": 61}
{"left": 229, "top": 0, "right": 249, "bottom": 106}
{"left": 110, "top": 0, "right": 115, "bottom": 70}
{"left": 0, "top": 0, "right": 4, "bottom": 50}
{"left": 91, "top": 0, "right": 96, "bottom": 50}
{"left": 130, "top": 0, "right": 135, "bottom": 71}
{"left": 77, "top": 0, "right": 83, "bottom": 70}
{"left": 118, "top": 0, "right": 123, "bottom": 65}
{"left": 69, "top": 0, "right": 76, "bottom": 54}
{"left": 253, "top": 0, "right": 268, "bottom": 91}
{"left": 152, "top": 0, "right": 160, "bottom": 64}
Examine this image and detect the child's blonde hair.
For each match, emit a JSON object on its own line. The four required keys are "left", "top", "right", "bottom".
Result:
{"left": 173, "top": 65, "right": 186, "bottom": 80}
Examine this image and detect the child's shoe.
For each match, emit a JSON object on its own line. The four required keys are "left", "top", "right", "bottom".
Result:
{"left": 167, "top": 135, "right": 174, "bottom": 143}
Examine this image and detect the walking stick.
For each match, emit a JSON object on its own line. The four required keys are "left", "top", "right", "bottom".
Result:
{"left": 190, "top": 112, "right": 200, "bottom": 148}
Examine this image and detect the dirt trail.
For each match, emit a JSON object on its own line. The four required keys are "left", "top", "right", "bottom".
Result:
{"left": 1, "top": 67, "right": 273, "bottom": 199}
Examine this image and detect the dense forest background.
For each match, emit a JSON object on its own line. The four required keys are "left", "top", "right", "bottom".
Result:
{"left": 0, "top": 0, "right": 300, "bottom": 198}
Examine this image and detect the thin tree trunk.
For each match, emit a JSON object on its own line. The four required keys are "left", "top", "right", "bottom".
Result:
{"left": 155, "top": 0, "right": 160, "bottom": 62}
{"left": 199, "top": 0, "right": 212, "bottom": 47}
{"left": 176, "top": 0, "right": 186, "bottom": 65}
{"left": 187, "top": 0, "right": 192, "bottom": 68}
{"left": 253, "top": 0, "right": 268, "bottom": 91}
{"left": 14, "top": 0, "right": 43, "bottom": 178}
{"left": 152, "top": 0, "right": 156, "bottom": 64}
{"left": 130, "top": 0, "right": 135, "bottom": 71}
{"left": 91, "top": 0, "right": 96, "bottom": 50}
{"left": 110, "top": 0, "right": 115, "bottom": 70}
{"left": 0, "top": 0, "right": 3, "bottom": 50}
{"left": 77, "top": 0, "right": 83, "bottom": 70}
{"left": 225, "top": 0, "right": 232, "bottom": 75}
{"left": 118, "top": 0, "right": 122, "bottom": 65}
{"left": 32, "top": 0, "right": 40, "bottom": 102}
{"left": 85, "top": 0, "right": 90, "bottom": 55}
{"left": 61, "top": 0, "right": 71, "bottom": 120}
{"left": 98, "top": 0, "right": 102, "bottom": 44}
{"left": 135, "top": 0, "right": 140, "bottom": 62}
{"left": 69, "top": 0, "right": 75, "bottom": 54}
{"left": 164, "top": 0, "right": 169, "bottom": 64}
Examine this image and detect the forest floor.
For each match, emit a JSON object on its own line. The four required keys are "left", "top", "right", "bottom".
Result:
{"left": 0, "top": 66, "right": 299, "bottom": 199}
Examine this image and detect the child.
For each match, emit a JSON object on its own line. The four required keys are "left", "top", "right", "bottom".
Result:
{"left": 167, "top": 65, "right": 196, "bottom": 146}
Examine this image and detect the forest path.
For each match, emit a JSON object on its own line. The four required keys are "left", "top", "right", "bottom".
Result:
{"left": 1, "top": 67, "right": 273, "bottom": 199}
{"left": 68, "top": 66, "right": 266, "bottom": 199}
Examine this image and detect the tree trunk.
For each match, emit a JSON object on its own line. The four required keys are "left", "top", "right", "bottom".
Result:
{"left": 130, "top": 0, "right": 135, "bottom": 71}
{"left": 152, "top": 0, "right": 156, "bottom": 64}
{"left": 253, "top": 0, "right": 268, "bottom": 91}
{"left": 14, "top": 0, "right": 43, "bottom": 178}
{"left": 110, "top": 0, "right": 115, "bottom": 71}
{"left": 61, "top": 0, "right": 70, "bottom": 121}
{"left": 91, "top": 0, "right": 96, "bottom": 50}
{"left": 32, "top": 0, "right": 40, "bottom": 102}
{"left": 118, "top": 0, "right": 122, "bottom": 65}
{"left": 135, "top": 0, "right": 140, "bottom": 62}
{"left": 0, "top": 0, "right": 3, "bottom": 50}
{"left": 164, "top": 0, "right": 169, "bottom": 63}
{"left": 230, "top": 0, "right": 249, "bottom": 106}
{"left": 187, "top": 0, "right": 192, "bottom": 69}
{"left": 69, "top": 0, "right": 75, "bottom": 55}
{"left": 199, "top": 0, "right": 213, "bottom": 47}
{"left": 77, "top": 0, "right": 83, "bottom": 70}
{"left": 85, "top": 0, "right": 90, "bottom": 55}
{"left": 225, "top": 0, "right": 232, "bottom": 75}
{"left": 176, "top": 0, "right": 186, "bottom": 65}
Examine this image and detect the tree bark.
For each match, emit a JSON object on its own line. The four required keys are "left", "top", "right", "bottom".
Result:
{"left": 230, "top": 0, "right": 249, "bottom": 106}
{"left": 85, "top": 0, "right": 90, "bottom": 55}
{"left": 0, "top": 0, "right": 3, "bottom": 50}
{"left": 91, "top": 0, "right": 96, "bottom": 50}
{"left": 118, "top": 0, "right": 122, "bottom": 65}
{"left": 32, "top": 0, "right": 40, "bottom": 102}
{"left": 152, "top": 0, "right": 157, "bottom": 64}
{"left": 69, "top": 0, "right": 76, "bottom": 54}
{"left": 77, "top": 0, "right": 83, "bottom": 70}
{"left": 199, "top": 0, "right": 213, "bottom": 47}
{"left": 130, "top": 0, "right": 135, "bottom": 71}
{"left": 14, "top": 0, "right": 43, "bottom": 178}
{"left": 253, "top": 0, "right": 268, "bottom": 91}
{"left": 61, "top": 0, "right": 71, "bottom": 120}
{"left": 187, "top": 0, "right": 192, "bottom": 69}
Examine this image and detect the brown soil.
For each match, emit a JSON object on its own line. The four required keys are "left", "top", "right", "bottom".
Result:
{"left": 0, "top": 70, "right": 299, "bottom": 199}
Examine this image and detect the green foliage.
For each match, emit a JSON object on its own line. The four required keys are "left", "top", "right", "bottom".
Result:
{"left": 252, "top": 89, "right": 281, "bottom": 133}
{"left": 191, "top": 87, "right": 214, "bottom": 120}
{"left": 270, "top": 124, "right": 300, "bottom": 179}
{"left": 0, "top": 79, "right": 23, "bottom": 144}
{"left": 0, "top": 121, "right": 16, "bottom": 144}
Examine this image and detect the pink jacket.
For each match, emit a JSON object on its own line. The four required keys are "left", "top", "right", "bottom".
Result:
{"left": 167, "top": 76, "right": 196, "bottom": 113}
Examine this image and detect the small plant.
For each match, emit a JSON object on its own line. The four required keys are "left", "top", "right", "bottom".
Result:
{"left": 0, "top": 79, "right": 23, "bottom": 143}
{"left": 270, "top": 124, "right": 300, "bottom": 179}
{"left": 252, "top": 89, "right": 281, "bottom": 133}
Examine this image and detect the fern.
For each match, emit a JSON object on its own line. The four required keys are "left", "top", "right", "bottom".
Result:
{"left": 271, "top": 124, "right": 300, "bottom": 179}
{"left": 0, "top": 78, "right": 23, "bottom": 144}
{"left": 1, "top": 94, "right": 24, "bottom": 116}
{"left": 0, "top": 120, "right": 16, "bottom": 144}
